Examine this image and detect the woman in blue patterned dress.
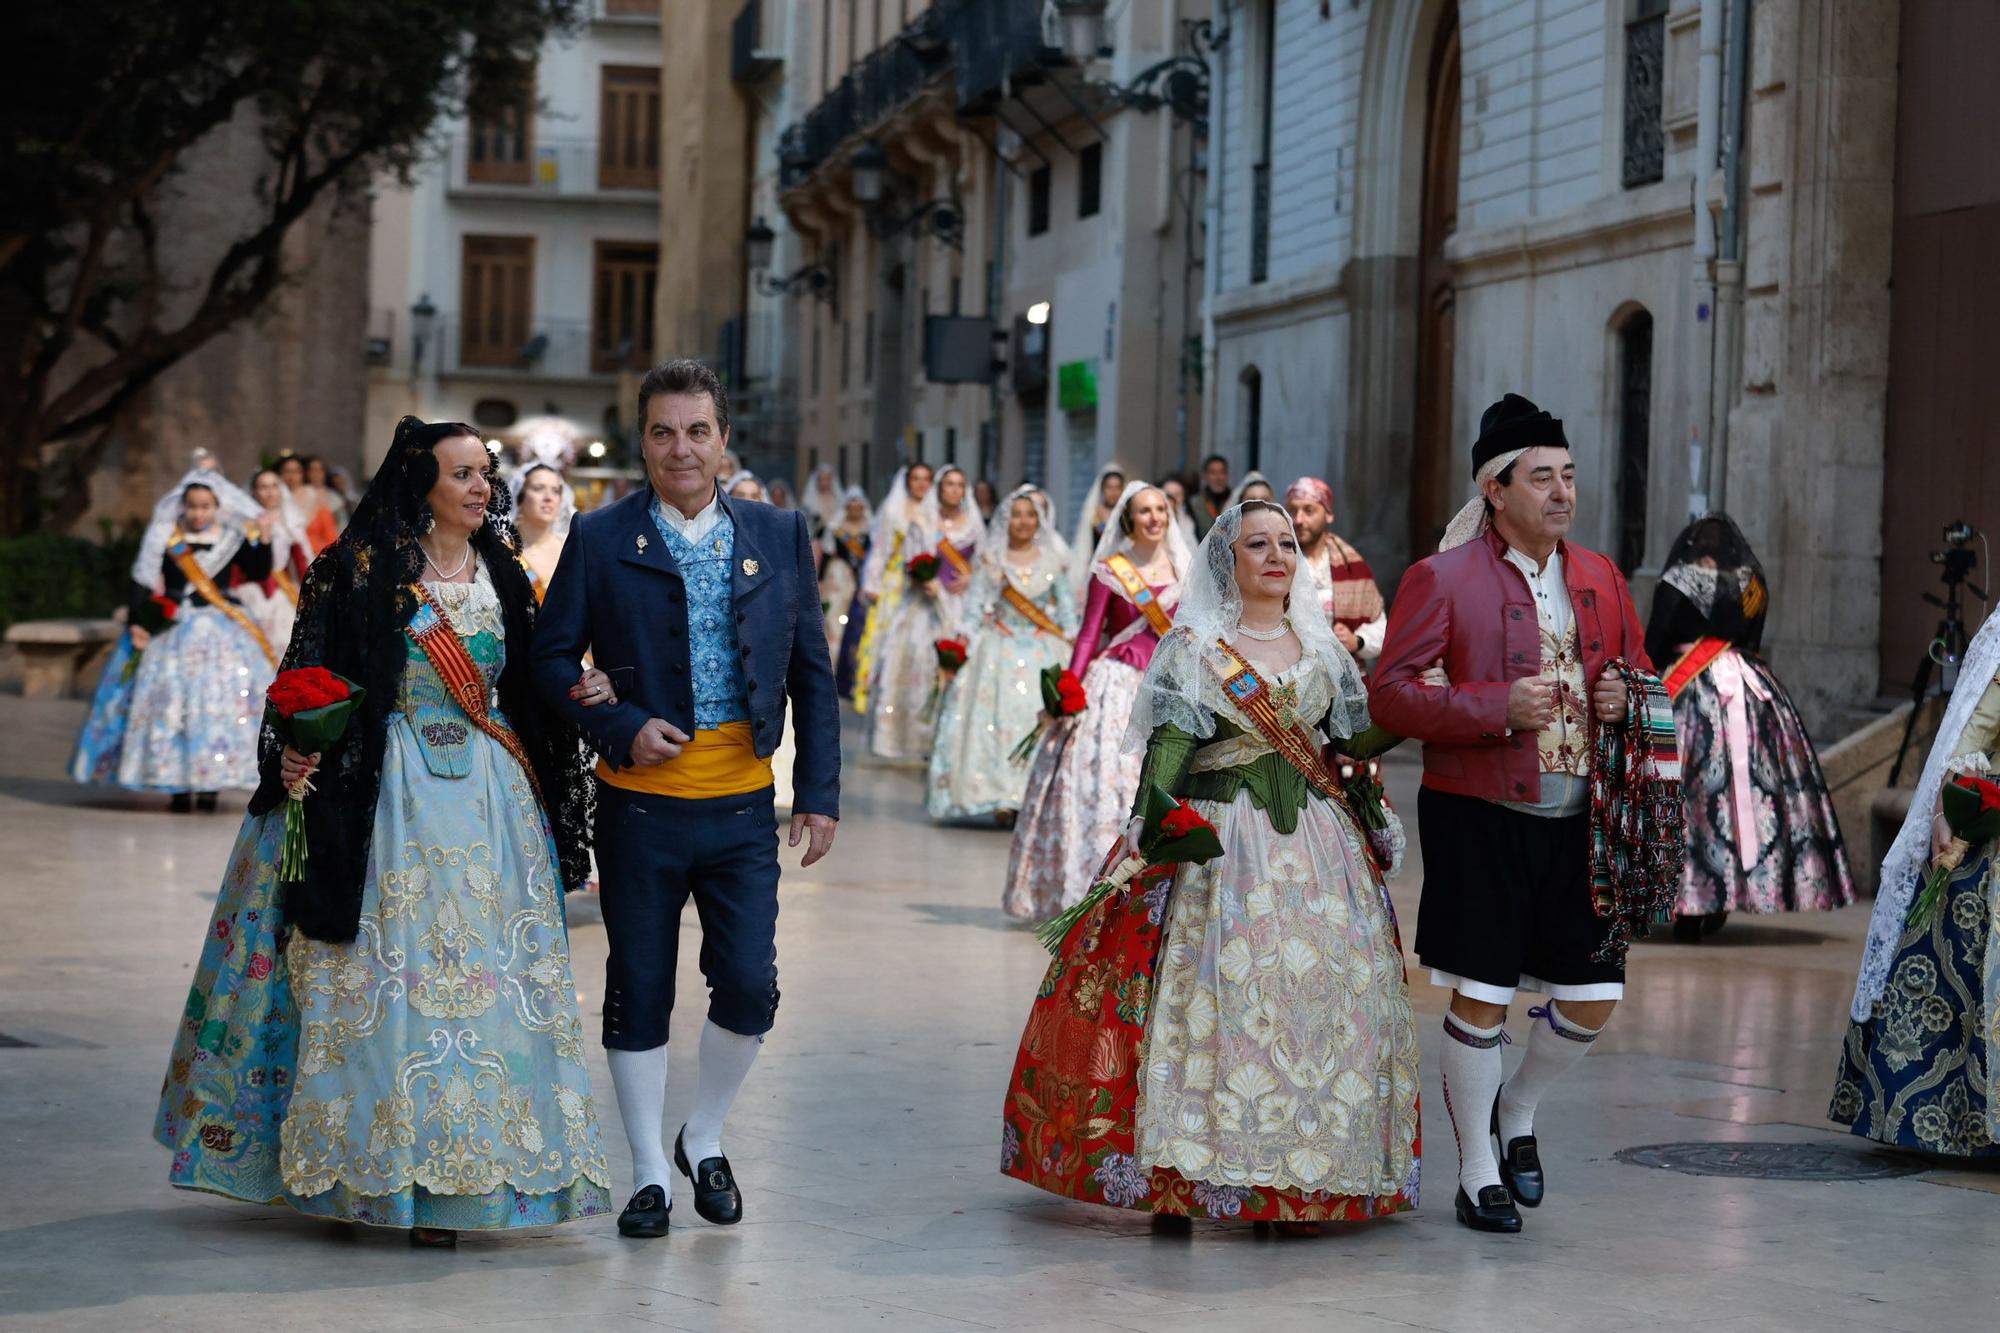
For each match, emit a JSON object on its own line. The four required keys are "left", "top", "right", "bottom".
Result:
{"left": 71, "top": 465, "right": 275, "bottom": 810}
{"left": 927, "top": 487, "right": 1076, "bottom": 823}
{"left": 156, "top": 418, "right": 611, "bottom": 1244}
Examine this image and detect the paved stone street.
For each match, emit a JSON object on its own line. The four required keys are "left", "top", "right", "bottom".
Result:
{"left": 2, "top": 693, "right": 1998, "bottom": 1332}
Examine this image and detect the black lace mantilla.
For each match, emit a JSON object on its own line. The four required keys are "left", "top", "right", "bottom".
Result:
{"left": 250, "top": 417, "right": 595, "bottom": 943}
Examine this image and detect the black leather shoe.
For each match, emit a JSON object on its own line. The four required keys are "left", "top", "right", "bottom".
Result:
{"left": 169, "top": 793, "right": 192, "bottom": 814}
{"left": 616, "top": 1184, "right": 671, "bottom": 1238}
{"left": 1455, "top": 1185, "right": 1522, "bottom": 1233}
{"left": 675, "top": 1128, "right": 743, "bottom": 1225}
{"left": 1491, "top": 1095, "right": 1545, "bottom": 1208}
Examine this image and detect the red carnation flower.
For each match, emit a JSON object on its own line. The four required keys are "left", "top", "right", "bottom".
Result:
{"left": 150, "top": 593, "right": 180, "bottom": 621}
{"left": 1159, "top": 800, "right": 1211, "bottom": 840}
{"left": 267, "top": 666, "right": 351, "bottom": 718}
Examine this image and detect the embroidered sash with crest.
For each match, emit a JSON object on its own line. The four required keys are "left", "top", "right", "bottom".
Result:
{"left": 1103, "top": 553, "right": 1173, "bottom": 637}
{"left": 169, "top": 531, "right": 277, "bottom": 666}
{"left": 1206, "top": 639, "right": 1348, "bottom": 802}
{"left": 1000, "top": 578, "right": 1071, "bottom": 642}
{"left": 1663, "top": 636, "right": 1730, "bottom": 700}
{"left": 405, "top": 583, "right": 544, "bottom": 805}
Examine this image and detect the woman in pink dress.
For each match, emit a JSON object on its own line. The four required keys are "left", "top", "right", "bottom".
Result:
{"left": 1002, "top": 482, "right": 1191, "bottom": 920}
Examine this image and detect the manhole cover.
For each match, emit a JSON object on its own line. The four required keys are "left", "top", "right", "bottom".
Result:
{"left": 1616, "top": 1141, "right": 1926, "bottom": 1181}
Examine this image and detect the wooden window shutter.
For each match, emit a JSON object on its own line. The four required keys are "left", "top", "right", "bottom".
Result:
{"left": 460, "top": 235, "right": 535, "bottom": 367}
{"left": 599, "top": 65, "right": 661, "bottom": 190}
{"left": 593, "top": 241, "right": 659, "bottom": 372}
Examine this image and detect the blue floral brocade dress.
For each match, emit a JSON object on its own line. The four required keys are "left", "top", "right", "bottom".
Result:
{"left": 155, "top": 565, "right": 612, "bottom": 1227}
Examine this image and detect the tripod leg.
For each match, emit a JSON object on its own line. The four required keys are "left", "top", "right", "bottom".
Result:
{"left": 1888, "top": 652, "right": 1936, "bottom": 788}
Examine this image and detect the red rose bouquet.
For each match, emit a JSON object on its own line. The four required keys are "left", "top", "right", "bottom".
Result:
{"left": 904, "top": 552, "right": 941, "bottom": 584}
{"left": 264, "top": 667, "right": 367, "bottom": 886}
{"left": 1909, "top": 773, "right": 2000, "bottom": 926}
{"left": 920, "top": 637, "right": 972, "bottom": 723}
{"left": 1035, "top": 783, "right": 1224, "bottom": 952}
{"left": 120, "top": 593, "right": 180, "bottom": 683}
{"left": 1009, "top": 666, "right": 1088, "bottom": 764}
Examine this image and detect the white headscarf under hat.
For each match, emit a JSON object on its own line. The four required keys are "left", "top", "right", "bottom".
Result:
{"left": 1070, "top": 461, "right": 1130, "bottom": 593}
{"left": 1436, "top": 450, "right": 1531, "bottom": 552}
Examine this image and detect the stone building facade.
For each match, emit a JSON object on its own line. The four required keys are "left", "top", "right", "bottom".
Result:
{"left": 1202, "top": 0, "right": 1928, "bottom": 737}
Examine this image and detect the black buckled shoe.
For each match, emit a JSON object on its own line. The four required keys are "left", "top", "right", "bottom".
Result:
{"left": 616, "top": 1184, "right": 671, "bottom": 1239}
{"left": 1454, "top": 1184, "right": 1523, "bottom": 1233}
{"left": 675, "top": 1128, "right": 743, "bottom": 1226}
{"left": 1491, "top": 1095, "right": 1545, "bottom": 1208}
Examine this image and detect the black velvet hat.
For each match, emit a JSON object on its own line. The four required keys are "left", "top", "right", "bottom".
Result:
{"left": 1472, "top": 393, "right": 1568, "bottom": 470}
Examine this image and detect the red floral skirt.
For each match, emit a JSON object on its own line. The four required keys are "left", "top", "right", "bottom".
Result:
{"left": 999, "top": 867, "right": 1419, "bottom": 1223}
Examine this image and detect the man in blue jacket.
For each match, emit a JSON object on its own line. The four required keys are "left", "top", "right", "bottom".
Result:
{"left": 534, "top": 357, "right": 840, "bottom": 1239}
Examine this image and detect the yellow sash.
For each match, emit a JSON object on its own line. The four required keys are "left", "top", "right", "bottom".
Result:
{"left": 1000, "top": 579, "right": 1070, "bottom": 642}
{"left": 169, "top": 530, "right": 276, "bottom": 667}
{"left": 1103, "top": 553, "right": 1173, "bottom": 637}
{"left": 938, "top": 538, "right": 973, "bottom": 583}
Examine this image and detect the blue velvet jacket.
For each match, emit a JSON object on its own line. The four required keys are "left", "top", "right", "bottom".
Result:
{"left": 531, "top": 486, "right": 841, "bottom": 819}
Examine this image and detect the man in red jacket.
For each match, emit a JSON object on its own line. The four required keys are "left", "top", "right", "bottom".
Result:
{"left": 1371, "top": 393, "right": 1652, "bottom": 1235}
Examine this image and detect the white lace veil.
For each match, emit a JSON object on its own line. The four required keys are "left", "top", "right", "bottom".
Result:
{"left": 860, "top": 465, "right": 917, "bottom": 593}
{"left": 1124, "top": 500, "right": 1371, "bottom": 752}
{"left": 917, "top": 463, "right": 981, "bottom": 549}
{"left": 507, "top": 461, "right": 576, "bottom": 537}
{"left": 1069, "top": 461, "right": 1129, "bottom": 592}
{"left": 966, "top": 485, "right": 1066, "bottom": 617}
{"left": 131, "top": 463, "right": 263, "bottom": 589}
{"left": 1084, "top": 480, "right": 1194, "bottom": 586}
{"left": 1224, "top": 469, "right": 1275, "bottom": 509}
{"left": 1851, "top": 611, "right": 2000, "bottom": 1021}
{"left": 801, "top": 463, "right": 840, "bottom": 523}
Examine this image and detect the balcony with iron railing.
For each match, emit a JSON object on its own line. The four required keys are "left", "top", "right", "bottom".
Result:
{"left": 778, "top": 0, "right": 1055, "bottom": 189}
{"left": 419, "top": 315, "right": 654, "bottom": 382}
{"left": 731, "top": 0, "right": 784, "bottom": 85}
{"left": 446, "top": 134, "right": 659, "bottom": 200}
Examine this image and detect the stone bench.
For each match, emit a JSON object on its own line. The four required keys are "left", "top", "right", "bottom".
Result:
{"left": 5, "top": 617, "right": 123, "bottom": 699}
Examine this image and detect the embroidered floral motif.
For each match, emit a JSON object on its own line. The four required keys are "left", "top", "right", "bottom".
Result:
{"left": 420, "top": 720, "right": 470, "bottom": 748}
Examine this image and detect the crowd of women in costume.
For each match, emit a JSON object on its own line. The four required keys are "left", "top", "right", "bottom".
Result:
{"left": 101, "top": 413, "right": 2000, "bottom": 1243}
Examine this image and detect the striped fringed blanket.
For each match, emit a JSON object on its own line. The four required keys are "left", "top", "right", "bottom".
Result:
{"left": 1587, "top": 658, "right": 1686, "bottom": 965}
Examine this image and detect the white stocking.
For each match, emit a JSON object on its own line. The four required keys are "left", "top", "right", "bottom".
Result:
{"left": 683, "top": 1019, "right": 760, "bottom": 1162}
{"left": 1440, "top": 1012, "right": 1506, "bottom": 1194}
{"left": 607, "top": 1044, "right": 670, "bottom": 1197}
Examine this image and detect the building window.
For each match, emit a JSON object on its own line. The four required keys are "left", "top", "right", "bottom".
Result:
{"left": 1616, "top": 309, "right": 1654, "bottom": 574}
{"left": 467, "top": 74, "right": 534, "bottom": 185}
{"left": 1622, "top": 0, "right": 1667, "bottom": 189}
{"left": 945, "top": 426, "right": 957, "bottom": 463}
{"left": 459, "top": 235, "right": 534, "bottom": 367}
{"left": 591, "top": 241, "right": 657, "bottom": 372}
{"left": 1022, "top": 410, "right": 1047, "bottom": 488}
{"left": 1028, "top": 165, "right": 1051, "bottom": 236}
{"left": 811, "top": 322, "right": 822, "bottom": 394}
{"left": 1249, "top": 0, "right": 1277, "bottom": 283}
{"left": 837, "top": 442, "right": 848, "bottom": 485}
{"left": 840, "top": 318, "right": 851, "bottom": 390}
{"left": 1078, "top": 142, "right": 1103, "bottom": 218}
{"left": 863, "top": 309, "right": 875, "bottom": 383}
{"left": 599, "top": 65, "right": 661, "bottom": 190}
{"left": 1240, "top": 365, "right": 1263, "bottom": 470}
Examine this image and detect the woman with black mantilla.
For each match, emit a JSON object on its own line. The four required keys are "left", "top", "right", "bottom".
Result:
{"left": 156, "top": 418, "right": 612, "bottom": 1246}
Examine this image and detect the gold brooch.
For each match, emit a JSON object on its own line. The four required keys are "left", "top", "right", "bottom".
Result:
{"left": 742, "top": 558, "right": 759, "bottom": 576}
{"left": 636, "top": 534, "right": 649, "bottom": 553}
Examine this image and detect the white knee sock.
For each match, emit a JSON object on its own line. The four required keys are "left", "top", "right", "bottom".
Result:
{"left": 1497, "top": 1002, "right": 1603, "bottom": 1144}
{"left": 1441, "top": 1012, "right": 1507, "bottom": 1195}
{"left": 683, "top": 1020, "right": 761, "bottom": 1163}
{"left": 606, "top": 1045, "right": 671, "bottom": 1196}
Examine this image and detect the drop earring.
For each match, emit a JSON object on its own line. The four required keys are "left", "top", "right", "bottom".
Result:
{"left": 416, "top": 503, "right": 436, "bottom": 536}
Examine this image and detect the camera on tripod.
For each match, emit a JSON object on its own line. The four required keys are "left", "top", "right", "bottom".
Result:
{"left": 1891, "top": 520, "right": 1986, "bottom": 785}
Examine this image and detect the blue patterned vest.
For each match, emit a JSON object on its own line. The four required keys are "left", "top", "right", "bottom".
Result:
{"left": 651, "top": 500, "right": 750, "bottom": 729}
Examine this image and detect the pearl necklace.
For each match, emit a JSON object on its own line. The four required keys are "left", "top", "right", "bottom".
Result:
{"left": 1236, "top": 617, "right": 1290, "bottom": 641}
{"left": 422, "top": 540, "right": 473, "bottom": 581}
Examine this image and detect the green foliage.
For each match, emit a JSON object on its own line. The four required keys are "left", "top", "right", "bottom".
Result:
{"left": 0, "top": 534, "right": 132, "bottom": 631}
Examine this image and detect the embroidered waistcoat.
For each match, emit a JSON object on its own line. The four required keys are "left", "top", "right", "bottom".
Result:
{"left": 1536, "top": 617, "right": 1591, "bottom": 778}
{"left": 651, "top": 502, "right": 750, "bottom": 729}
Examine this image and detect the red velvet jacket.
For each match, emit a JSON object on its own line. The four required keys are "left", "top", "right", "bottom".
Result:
{"left": 1369, "top": 527, "right": 1652, "bottom": 803}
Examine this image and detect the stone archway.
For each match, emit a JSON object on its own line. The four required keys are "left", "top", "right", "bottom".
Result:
{"left": 1343, "top": 0, "right": 1460, "bottom": 582}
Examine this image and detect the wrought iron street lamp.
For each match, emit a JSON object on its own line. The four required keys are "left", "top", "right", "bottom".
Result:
{"left": 745, "top": 217, "right": 838, "bottom": 307}
{"left": 409, "top": 293, "right": 437, "bottom": 376}
{"left": 846, "top": 144, "right": 965, "bottom": 250}
{"left": 1058, "top": 14, "right": 1222, "bottom": 134}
